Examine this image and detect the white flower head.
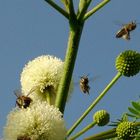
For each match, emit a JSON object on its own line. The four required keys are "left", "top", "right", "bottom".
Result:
{"left": 4, "top": 101, "right": 67, "bottom": 140}
{"left": 20, "top": 55, "right": 64, "bottom": 104}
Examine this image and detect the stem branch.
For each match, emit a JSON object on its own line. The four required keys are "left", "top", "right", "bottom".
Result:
{"left": 69, "top": 122, "right": 96, "bottom": 140}
{"left": 77, "top": 0, "right": 92, "bottom": 21}
{"left": 84, "top": 0, "right": 111, "bottom": 21}
{"left": 84, "top": 128, "right": 116, "bottom": 140}
{"left": 44, "top": 0, "right": 69, "bottom": 19}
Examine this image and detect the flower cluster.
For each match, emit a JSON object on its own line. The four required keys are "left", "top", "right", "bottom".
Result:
{"left": 93, "top": 110, "right": 110, "bottom": 126}
{"left": 4, "top": 101, "right": 66, "bottom": 140}
{"left": 116, "top": 50, "right": 140, "bottom": 77}
{"left": 21, "top": 55, "right": 64, "bottom": 104}
{"left": 20, "top": 55, "right": 73, "bottom": 104}
{"left": 4, "top": 55, "right": 69, "bottom": 140}
{"left": 116, "top": 121, "right": 138, "bottom": 140}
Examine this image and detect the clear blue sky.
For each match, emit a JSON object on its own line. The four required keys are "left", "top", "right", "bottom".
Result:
{"left": 0, "top": 0, "right": 140, "bottom": 139}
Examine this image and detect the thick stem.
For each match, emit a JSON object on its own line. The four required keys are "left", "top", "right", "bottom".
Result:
{"left": 55, "top": 21, "right": 84, "bottom": 113}
{"left": 67, "top": 72, "right": 122, "bottom": 136}
{"left": 69, "top": 122, "right": 96, "bottom": 140}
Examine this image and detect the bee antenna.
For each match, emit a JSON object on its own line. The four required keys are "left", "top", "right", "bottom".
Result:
{"left": 133, "top": 20, "right": 140, "bottom": 24}
{"left": 26, "top": 91, "right": 33, "bottom": 97}
{"left": 78, "top": 75, "right": 82, "bottom": 79}
{"left": 79, "top": 75, "right": 85, "bottom": 78}
{"left": 26, "top": 86, "right": 37, "bottom": 96}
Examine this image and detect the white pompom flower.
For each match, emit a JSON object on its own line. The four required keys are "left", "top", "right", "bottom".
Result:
{"left": 20, "top": 55, "right": 72, "bottom": 104}
{"left": 4, "top": 101, "right": 67, "bottom": 140}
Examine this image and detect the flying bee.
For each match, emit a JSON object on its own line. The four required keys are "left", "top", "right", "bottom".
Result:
{"left": 116, "top": 21, "right": 137, "bottom": 40}
{"left": 80, "top": 75, "right": 90, "bottom": 94}
{"left": 14, "top": 87, "right": 36, "bottom": 109}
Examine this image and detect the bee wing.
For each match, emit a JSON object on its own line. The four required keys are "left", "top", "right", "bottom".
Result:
{"left": 74, "top": 75, "right": 100, "bottom": 86}
{"left": 14, "top": 89, "right": 22, "bottom": 97}
{"left": 88, "top": 75, "right": 100, "bottom": 82}
{"left": 116, "top": 28, "right": 127, "bottom": 38}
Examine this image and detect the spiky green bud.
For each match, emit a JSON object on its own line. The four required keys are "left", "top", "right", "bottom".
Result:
{"left": 116, "top": 50, "right": 140, "bottom": 77}
{"left": 116, "top": 121, "right": 138, "bottom": 140}
{"left": 93, "top": 110, "right": 110, "bottom": 126}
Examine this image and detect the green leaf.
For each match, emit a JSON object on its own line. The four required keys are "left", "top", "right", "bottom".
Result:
{"left": 126, "top": 113, "right": 140, "bottom": 120}
{"left": 126, "top": 113, "right": 137, "bottom": 118}
{"left": 132, "top": 101, "right": 140, "bottom": 111}
{"left": 128, "top": 107, "right": 140, "bottom": 116}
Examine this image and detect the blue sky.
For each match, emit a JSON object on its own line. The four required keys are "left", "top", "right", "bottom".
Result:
{"left": 0, "top": 0, "right": 140, "bottom": 139}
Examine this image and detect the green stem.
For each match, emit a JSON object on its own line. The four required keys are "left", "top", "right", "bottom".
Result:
{"left": 84, "top": 128, "right": 116, "bottom": 140}
{"left": 61, "top": 0, "right": 75, "bottom": 15}
{"left": 69, "top": 122, "right": 96, "bottom": 140}
{"left": 77, "top": 0, "right": 92, "bottom": 21}
{"left": 55, "top": 20, "right": 84, "bottom": 113}
{"left": 67, "top": 72, "right": 122, "bottom": 136}
{"left": 84, "top": 0, "right": 111, "bottom": 21}
{"left": 46, "top": 93, "right": 51, "bottom": 104}
{"left": 68, "top": 0, "right": 75, "bottom": 16}
{"left": 61, "top": 0, "right": 69, "bottom": 12}
{"left": 44, "top": 0, "right": 69, "bottom": 19}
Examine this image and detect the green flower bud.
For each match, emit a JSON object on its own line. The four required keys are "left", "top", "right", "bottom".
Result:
{"left": 116, "top": 50, "right": 140, "bottom": 77}
{"left": 93, "top": 110, "right": 110, "bottom": 126}
{"left": 116, "top": 121, "right": 138, "bottom": 140}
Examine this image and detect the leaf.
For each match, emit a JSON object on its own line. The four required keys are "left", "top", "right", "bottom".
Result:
{"left": 126, "top": 113, "right": 137, "bottom": 118}
{"left": 132, "top": 101, "right": 140, "bottom": 111}
{"left": 128, "top": 107, "right": 140, "bottom": 116}
{"left": 127, "top": 113, "right": 140, "bottom": 119}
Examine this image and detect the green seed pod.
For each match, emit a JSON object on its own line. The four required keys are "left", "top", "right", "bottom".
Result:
{"left": 93, "top": 110, "right": 110, "bottom": 126}
{"left": 116, "top": 50, "right": 140, "bottom": 77}
{"left": 116, "top": 121, "right": 138, "bottom": 140}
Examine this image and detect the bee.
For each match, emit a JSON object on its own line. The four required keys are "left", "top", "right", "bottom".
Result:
{"left": 14, "top": 88, "right": 35, "bottom": 109}
{"left": 80, "top": 75, "right": 90, "bottom": 94}
{"left": 116, "top": 21, "right": 137, "bottom": 40}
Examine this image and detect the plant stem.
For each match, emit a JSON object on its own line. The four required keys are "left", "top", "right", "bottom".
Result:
{"left": 61, "top": 0, "right": 69, "bottom": 12}
{"left": 84, "top": 128, "right": 116, "bottom": 140}
{"left": 55, "top": 20, "right": 85, "bottom": 113}
{"left": 46, "top": 93, "right": 51, "bottom": 104}
{"left": 61, "top": 0, "right": 75, "bottom": 15}
{"left": 55, "top": 0, "right": 90, "bottom": 114}
{"left": 44, "top": 0, "right": 69, "bottom": 19}
{"left": 67, "top": 72, "right": 122, "bottom": 136}
{"left": 68, "top": 0, "right": 75, "bottom": 16}
{"left": 69, "top": 122, "right": 96, "bottom": 140}
{"left": 77, "top": 0, "right": 91, "bottom": 21}
{"left": 84, "top": 0, "right": 111, "bottom": 21}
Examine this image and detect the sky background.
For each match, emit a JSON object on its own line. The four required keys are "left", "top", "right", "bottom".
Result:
{"left": 0, "top": 0, "right": 140, "bottom": 139}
